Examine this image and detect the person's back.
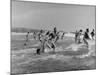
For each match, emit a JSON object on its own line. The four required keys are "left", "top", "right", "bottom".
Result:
{"left": 61, "top": 32, "right": 65, "bottom": 39}
{"left": 24, "top": 32, "right": 30, "bottom": 46}
{"left": 75, "top": 30, "right": 78, "bottom": 43}
{"left": 54, "top": 27, "right": 57, "bottom": 34}
{"left": 26, "top": 32, "right": 30, "bottom": 41}
{"left": 49, "top": 32, "right": 55, "bottom": 40}
{"left": 91, "top": 29, "right": 95, "bottom": 40}
{"left": 84, "top": 29, "right": 90, "bottom": 40}
{"left": 33, "top": 32, "right": 36, "bottom": 40}
{"left": 91, "top": 31, "right": 94, "bottom": 36}
{"left": 45, "top": 31, "right": 50, "bottom": 36}
{"left": 76, "top": 29, "right": 84, "bottom": 44}
{"left": 83, "top": 28, "right": 90, "bottom": 47}
{"left": 84, "top": 32, "right": 89, "bottom": 39}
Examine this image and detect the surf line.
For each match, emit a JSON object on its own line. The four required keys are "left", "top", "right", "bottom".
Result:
{"left": 65, "top": 42, "right": 95, "bottom": 58}
{"left": 75, "top": 45, "right": 95, "bottom": 58}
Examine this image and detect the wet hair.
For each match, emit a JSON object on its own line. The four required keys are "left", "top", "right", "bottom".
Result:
{"left": 36, "top": 48, "right": 41, "bottom": 55}
{"left": 54, "top": 27, "right": 57, "bottom": 33}
{"left": 79, "top": 29, "right": 82, "bottom": 32}
{"left": 93, "top": 29, "right": 94, "bottom": 31}
{"left": 40, "top": 30, "right": 43, "bottom": 33}
{"left": 46, "top": 31, "right": 50, "bottom": 35}
{"left": 86, "top": 28, "right": 89, "bottom": 32}
{"left": 54, "top": 27, "right": 56, "bottom": 30}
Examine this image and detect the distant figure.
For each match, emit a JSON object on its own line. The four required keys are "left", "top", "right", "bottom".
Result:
{"left": 26, "top": 32, "right": 30, "bottom": 41}
{"left": 36, "top": 48, "right": 41, "bottom": 55}
{"left": 38, "top": 30, "right": 44, "bottom": 42}
{"left": 54, "top": 32, "right": 59, "bottom": 43}
{"left": 33, "top": 32, "right": 36, "bottom": 40}
{"left": 40, "top": 29, "right": 43, "bottom": 33}
{"left": 24, "top": 32, "right": 30, "bottom": 46}
{"left": 75, "top": 30, "right": 78, "bottom": 43}
{"left": 91, "top": 29, "right": 95, "bottom": 40}
{"left": 77, "top": 29, "right": 83, "bottom": 44}
{"left": 54, "top": 27, "right": 57, "bottom": 35}
{"left": 61, "top": 32, "right": 65, "bottom": 39}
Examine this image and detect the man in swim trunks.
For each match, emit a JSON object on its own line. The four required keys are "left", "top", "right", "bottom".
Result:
{"left": 83, "top": 28, "right": 90, "bottom": 47}
{"left": 91, "top": 29, "right": 95, "bottom": 40}
{"left": 24, "top": 32, "right": 30, "bottom": 46}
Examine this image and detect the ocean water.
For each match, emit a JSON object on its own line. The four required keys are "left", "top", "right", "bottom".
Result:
{"left": 11, "top": 32, "right": 96, "bottom": 74}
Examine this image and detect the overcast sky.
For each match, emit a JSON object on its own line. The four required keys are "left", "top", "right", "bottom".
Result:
{"left": 11, "top": 0, "right": 95, "bottom": 32}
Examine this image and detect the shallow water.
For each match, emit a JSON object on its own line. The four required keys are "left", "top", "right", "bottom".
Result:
{"left": 11, "top": 34, "right": 96, "bottom": 74}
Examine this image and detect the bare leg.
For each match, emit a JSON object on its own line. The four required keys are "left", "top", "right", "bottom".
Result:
{"left": 51, "top": 40, "right": 56, "bottom": 53}
{"left": 83, "top": 38, "right": 88, "bottom": 48}
{"left": 24, "top": 38, "right": 28, "bottom": 46}
{"left": 75, "top": 37, "right": 77, "bottom": 43}
{"left": 40, "top": 41, "right": 45, "bottom": 53}
{"left": 36, "top": 48, "right": 41, "bottom": 55}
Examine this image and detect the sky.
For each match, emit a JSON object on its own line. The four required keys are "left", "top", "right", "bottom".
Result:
{"left": 11, "top": 0, "right": 96, "bottom": 32}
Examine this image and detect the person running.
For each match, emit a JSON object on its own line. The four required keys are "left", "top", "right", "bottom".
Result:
{"left": 24, "top": 32, "right": 30, "bottom": 46}
{"left": 77, "top": 29, "right": 83, "bottom": 44}
{"left": 50, "top": 28, "right": 58, "bottom": 53}
{"left": 36, "top": 48, "right": 41, "bottom": 55}
{"left": 91, "top": 29, "right": 95, "bottom": 40}
{"left": 83, "top": 28, "right": 90, "bottom": 47}
{"left": 38, "top": 29, "right": 43, "bottom": 42}
{"left": 36, "top": 33, "right": 46, "bottom": 55}
{"left": 49, "top": 31, "right": 55, "bottom": 40}
{"left": 51, "top": 40, "right": 56, "bottom": 53}
{"left": 46, "top": 36, "right": 56, "bottom": 53}
{"left": 61, "top": 32, "right": 65, "bottom": 39}
{"left": 40, "top": 37, "right": 46, "bottom": 53}
{"left": 36, "top": 38, "right": 45, "bottom": 55}
{"left": 54, "top": 32, "right": 59, "bottom": 43}
{"left": 84, "top": 28, "right": 90, "bottom": 40}
{"left": 33, "top": 32, "right": 36, "bottom": 40}
{"left": 54, "top": 27, "right": 57, "bottom": 35}
{"left": 75, "top": 30, "right": 78, "bottom": 43}
{"left": 45, "top": 30, "right": 56, "bottom": 53}
{"left": 45, "top": 31, "right": 50, "bottom": 35}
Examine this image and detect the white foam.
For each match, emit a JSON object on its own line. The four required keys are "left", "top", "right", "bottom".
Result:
{"left": 65, "top": 43, "right": 84, "bottom": 51}
{"left": 64, "top": 33, "right": 75, "bottom": 37}
{"left": 75, "top": 40, "right": 95, "bottom": 58}
{"left": 11, "top": 32, "right": 33, "bottom": 35}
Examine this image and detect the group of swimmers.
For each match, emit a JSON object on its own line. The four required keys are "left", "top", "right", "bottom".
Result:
{"left": 24, "top": 28, "right": 95, "bottom": 55}
{"left": 24, "top": 27, "right": 61, "bottom": 54}
{"left": 75, "top": 28, "right": 95, "bottom": 47}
